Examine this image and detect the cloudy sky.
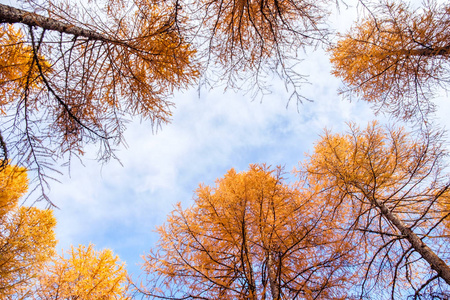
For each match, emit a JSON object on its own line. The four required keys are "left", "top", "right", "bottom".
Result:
{"left": 24, "top": 0, "right": 449, "bottom": 283}
{"left": 43, "top": 54, "right": 379, "bottom": 279}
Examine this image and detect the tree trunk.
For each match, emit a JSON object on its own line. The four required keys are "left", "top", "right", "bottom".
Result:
{"left": 0, "top": 3, "right": 108, "bottom": 41}
{"left": 373, "top": 197, "right": 450, "bottom": 285}
{"left": 267, "top": 251, "right": 281, "bottom": 300}
{"left": 408, "top": 45, "right": 450, "bottom": 57}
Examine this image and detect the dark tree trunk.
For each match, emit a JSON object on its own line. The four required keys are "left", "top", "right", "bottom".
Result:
{"left": 267, "top": 252, "right": 281, "bottom": 300}
{"left": 373, "top": 197, "right": 450, "bottom": 285}
{"left": 409, "top": 45, "right": 450, "bottom": 57}
{"left": 0, "top": 3, "right": 108, "bottom": 41}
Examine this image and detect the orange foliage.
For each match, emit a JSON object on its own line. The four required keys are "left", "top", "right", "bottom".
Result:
{"left": 0, "top": 25, "right": 50, "bottom": 114}
{"left": 0, "top": 1, "right": 199, "bottom": 188}
{"left": 0, "top": 164, "right": 57, "bottom": 298}
{"left": 329, "top": 1, "right": 450, "bottom": 121}
{"left": 190, "top": 0, "right": 329, "bottom": 91}
{"left": 301, "top": 122, "right": 450, "bottom": 297}
{"left": 143, "top": 164, "right": 354, "bottom": 299}
{"left": 0, "top": 164, "right": 128, "bottom": 298}
{"left": 34, "top": 244, "right": 129, "bottom": 299}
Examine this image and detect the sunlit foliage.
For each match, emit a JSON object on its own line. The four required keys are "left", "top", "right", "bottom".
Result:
{"left": 0, "top": 164, "right": 57, "bottom": 298}
{"left": 330, "top": 1, "right": 450, "bottom": 123}
{"left": 0, "top": 0, "right": 199, "bottom": 202}
{"left": 34, "top": 244, "right": 129, "bottom": 299}
{"left": 0, "top": 164, "right": 128, "bottom": 298}
{"left": 186, "top": 0, "right": 330, "bottom": 96}
{"left": 301, "top": 122, "right": 450, "bottom": 298}
{"left": 141, "top": 164, "right": 354, "bottom": 299}
{"left": 0, "top": 25, "right": 50, "bottom": 113}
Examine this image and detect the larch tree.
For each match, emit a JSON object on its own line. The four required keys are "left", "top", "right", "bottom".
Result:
{"left": 183, "top": 0, "right": 331, "bottom": 98}
{"left": 33, "top": 243, "right": 129, "bottom": 299}
{"left": 0, "top": 0, "right": 199, "bottom": 203}
{"left": 301, "top": 122, "right": 450, "bottom": 299}
{"left": 329, "top": 1, "right": 450, "bottom": 123}
{"left": 139, "top": 164, "right": 355, "bottom": 300}
{"left": 0, "top": 164, "right": 57, "bottom": 298}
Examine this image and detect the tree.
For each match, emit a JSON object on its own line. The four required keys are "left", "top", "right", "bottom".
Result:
{"left": 139, "top": 165, "right": 355, "bottom": 299}
{"left": 185, "top": 0, "right": 330, "bottom": 98}
{"left": 0, "top": 0, "right": 199, "bottom": 202}
{"left": 0, "top": 163, "right": 127, "bottom": 298}
{"left": 33, "top": 243, "right": 129, "bottom": 299}
{"left": 329, "top": 0, "right": 450, "bottom": 123}
{"left": 0, "top": 163, "right": 57, "bottom": 298}
{"left": 301, "top": 122, "right": 450, "bottom": 299}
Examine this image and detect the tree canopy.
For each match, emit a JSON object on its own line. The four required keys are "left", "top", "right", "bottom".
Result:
{"left": 0, "top": 0, "right": 199, "bottom": 201}
{"left": 187, "top": 0, "right": 330, "bottom": 95}
{"left": 138, "top": 123, "right": 450, "bottom": 299}
{"left": 33, "top": 243, "right": 129, "bottom": 299}
{"left": 0, "top": 0, "right": 336, "bottom": 203}
{"left": 2, "top": 0, "right": 450, "bottom": 296}
{"left": 0, "top": 163, "right": 129, "bottom": 298}
{"left": 330, "top": 0, "right": 450, "bottom": 123}
{"left": 301, "top": 122, "right": 450, "bottom": 298}
{"left": 2, "top": 0, "right": 449, "bottom": 204}
{"left": 140, "top": 164, "right": 355, "bottom": 299}
{"left": 0, "top": 164, "right": 57, "bottom": 298}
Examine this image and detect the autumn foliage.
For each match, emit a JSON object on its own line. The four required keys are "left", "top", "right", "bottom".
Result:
{"left": 330, "top": 1, "right": 450, "bottom": 122}
{"left": 142, "top": 165, "right": 355, "bottom": 299}
{"left": 2, "top": 0, "right": 449, "bottom": 206}
{"left": 2, "top": 0, "right": 450, "bottom": 298}
{"left": 3, "top": 124, "right": 450, "bottom": 299}
{"left": 302, "top": 122, "right": 450, "bottom": 298}
{"left": 0, "top": 0, "right": 339, "bottom": 198}
{"left": 0, "top": 164, "right": 129, "bottom": 299}
{"left": 135, "top": 122, "right": 450, "bottom": 299}
{"left": 0, "top": 0, "right": 199, "bottom": 199}
{"left": 33, "top": 244, "right": 129, "bottom": 299}
{"left": 0, "top": 164, "right": 56, "bottom": 298}
{"left": 188, "top": 0, "right": 329, "bottom": 92}
{"left": 0, "top": 25, "right": 50, "bottom": 113}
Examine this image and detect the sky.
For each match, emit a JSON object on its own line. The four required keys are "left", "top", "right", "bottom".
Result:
{"left": 42, "top": 51, "right": 380, "bottom": 280}
{"left": 19, "top": 0, "right": 450, "bottom": 286}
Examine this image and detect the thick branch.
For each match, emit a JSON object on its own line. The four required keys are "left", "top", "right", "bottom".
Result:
{"left": 408, "top": 45, "right": 450, "bottom": 57}
{"left": 267, "top": 251, "right": 281, "bottom": 300}
{"left": 0, "top": 3, "right": 108, "bottom": 41}
{"left": 373, "top": 198, "right": 450, "bottom": 285}
{"left": 0, "top": 130, "right": 7, "bottom": 171}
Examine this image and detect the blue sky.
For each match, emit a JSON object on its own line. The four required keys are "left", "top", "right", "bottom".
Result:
{"left": 24, "top": 0, "right": 450, "bottom": 284}
{"left": 43, "top": 52, "right": 380, "bottom": 279}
